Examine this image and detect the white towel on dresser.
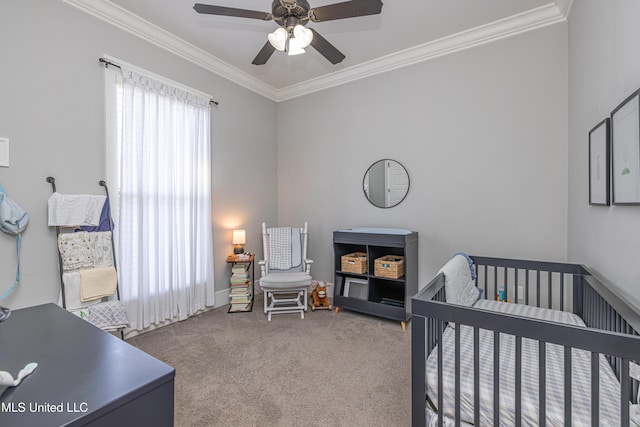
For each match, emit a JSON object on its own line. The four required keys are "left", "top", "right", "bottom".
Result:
{"left": 48, "top": 192, "right": 106, "bottom": 227}
{"left": 268, "top": 227, "right": 292, "bottom": 270}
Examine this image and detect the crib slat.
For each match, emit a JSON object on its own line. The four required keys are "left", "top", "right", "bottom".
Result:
{"left": 493, "top": 266, "right": 497, "bottom": 300}
{"left": 591, "top": 352, "right": 599, "bottom": 426}
{"left": 600, "top": 296, "right": 605, "bottom": 330}
{"left": 503, "top": 268, "right": 508, "bottom": 302}
{"left": 455, "top": 326, "right": 461, "bottom": 426}
{"left": 474, "top": 327, "right": 480, "bottom": 427}
{"left": 564, "top": 346, "right": 572, "bottom": 426}
{"left": 592, "top": 286, "right": 597, "bottom": 326}
{"left": 515, "top": 336, "right": 522, "bottom": 427}
{"left": 548, "top": 271, "right": 552, "bottom": 309}
{"left": 592, "top": 287, "right": 597, "bottom": 328}
{"left": 536, "top": 270, "right": 541, "bottom": 308}
{"left": 585, "top": 286, "right": 591, "bottom": 326}
{"left": 525, "top": 269, "right": 530, "bottom": 305}
{"left": 539, "top": 341, "right": 546, "bottom": 424}
{"left": 484, "top": 265, "right": 488, "bottom": 299}
{"left": 494, "top": 331, "right": 500, "bottom": 426}
{"left": 438, "top": 321, "right": 444, "bottom": 427}
{"left": 515, "top": 269, "right": 520, "bottom": 304}
{"left": 622, "top": 358, "right": 630, "bottom": 426}
{"left": 560, "top": 273, "right": 565, "bottom": 311}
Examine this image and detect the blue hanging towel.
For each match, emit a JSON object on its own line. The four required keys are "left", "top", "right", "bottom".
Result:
{"left": 0, "top": 181, "right": 29, "bottom": 299}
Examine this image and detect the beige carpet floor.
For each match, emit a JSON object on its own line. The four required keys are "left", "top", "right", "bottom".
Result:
{"left": 128, "top": 293, "right": 412, "bottom": 427}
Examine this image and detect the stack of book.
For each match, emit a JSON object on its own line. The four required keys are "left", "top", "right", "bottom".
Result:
{"left": 229, "top": 264, "right": 251, "bottom": 312}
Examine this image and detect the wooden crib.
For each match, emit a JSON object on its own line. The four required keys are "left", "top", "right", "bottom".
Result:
{"left": 411, "top": 256, "right": 640, "bottom": 426}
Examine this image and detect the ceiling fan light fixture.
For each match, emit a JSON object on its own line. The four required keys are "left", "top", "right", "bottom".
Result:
{"left": 268, "top": 27, "right": 287, "bottom": 51}
{"left": 287, "top": 40, "right": 306, "bottom": 56}
{"left": 292, "top": 24, "right": 313, "bottom": 48}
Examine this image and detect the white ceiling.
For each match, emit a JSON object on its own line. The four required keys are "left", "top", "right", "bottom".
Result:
{"left": 63, "top": 0, "right": 572, "bottom": 101}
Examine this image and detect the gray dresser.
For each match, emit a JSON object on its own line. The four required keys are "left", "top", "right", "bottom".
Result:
{"left": 0, "top": 303, "right": 175, "bottom": 426}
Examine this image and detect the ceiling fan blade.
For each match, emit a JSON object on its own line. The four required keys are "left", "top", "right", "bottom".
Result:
{"left": 310, "top": 0, "right": 383, "bottom": 23}
{"left": 309, "top": 29, "right": 345, "bottom": 64}
{"left": 193, "top": 3, "right": 272, "bottom": 20}
{"left": 252, "top": 41, "right": 276, "bottom": 65}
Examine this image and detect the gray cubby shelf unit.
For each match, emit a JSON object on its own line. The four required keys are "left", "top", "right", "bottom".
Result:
{"left": 333, "top": 229, "right": 418, "bottom": 330}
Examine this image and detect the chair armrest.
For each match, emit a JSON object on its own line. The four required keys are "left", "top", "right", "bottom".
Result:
{"left": 304, "top": 259, "right": 313, "bottom": 274}
{"left": 258, "top": 260, "right": 268, "bottom": 276}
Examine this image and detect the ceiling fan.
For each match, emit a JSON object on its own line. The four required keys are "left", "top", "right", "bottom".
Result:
{"left": 193, "top": 0, "right": 383, "bottom": 65}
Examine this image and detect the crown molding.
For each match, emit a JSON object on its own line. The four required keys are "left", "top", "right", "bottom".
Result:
{"left": 61, "top": 0, "right": 568, "bottom": 103}
{"left": 60, "top": 0, "right": 279, "bottom": 100}
{"left": 276, "top": 2, "right": 566, "bottom": 101}
{"left": 554, "top": 0, "right": 575, "bottom": 19}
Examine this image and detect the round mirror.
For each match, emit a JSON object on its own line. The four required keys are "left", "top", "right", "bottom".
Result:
{"left": 363, "top": 159, "right": 410, "bottom": 208}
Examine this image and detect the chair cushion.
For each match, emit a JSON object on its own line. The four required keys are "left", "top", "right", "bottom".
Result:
{"left": 260, "top": 272, "right": 312, "bottom": 289}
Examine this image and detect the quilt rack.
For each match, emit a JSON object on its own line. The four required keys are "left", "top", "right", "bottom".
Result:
{"left": 46, "top": 177, "right": 128, "bottom": 339}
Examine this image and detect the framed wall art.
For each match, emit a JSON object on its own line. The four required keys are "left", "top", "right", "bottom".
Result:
{"left": 588, "top": 118, "right": 610, "bottom": 205}
{"left": 611, "top": 89, "right": 640, "bottom": 205}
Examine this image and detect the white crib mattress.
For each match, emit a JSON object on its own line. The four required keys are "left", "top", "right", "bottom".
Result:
{"left": 425, "top": 299, "right": 638, "bottom": 426}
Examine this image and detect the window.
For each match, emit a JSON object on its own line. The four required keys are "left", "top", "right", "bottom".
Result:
{"left": 105, "top": 61, "right": 214, "bottom": 331}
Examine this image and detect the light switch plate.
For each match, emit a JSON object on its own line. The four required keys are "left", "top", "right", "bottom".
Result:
{"left": 0, "top": 138, "right": 9, "bottom": 167}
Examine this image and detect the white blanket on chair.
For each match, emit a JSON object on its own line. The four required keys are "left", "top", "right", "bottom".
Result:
{"left": 268, "top": 227, "right": 292, "bottom": 270}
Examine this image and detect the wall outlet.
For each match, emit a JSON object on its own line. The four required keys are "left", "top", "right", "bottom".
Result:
{"left": 516, "top": 285, "right": 525, "bottom": 303}
{"left": 0, "top": 138, "right": 9, "bottom": 168}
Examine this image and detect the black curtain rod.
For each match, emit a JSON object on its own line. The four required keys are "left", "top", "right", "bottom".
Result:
{"left": 98, "top": 57, "right": 219, "bottom": 106}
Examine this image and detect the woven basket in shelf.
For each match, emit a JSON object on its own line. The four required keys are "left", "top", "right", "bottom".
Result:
{"left": 341, "top": 252, "right": 368, "bottom": 274}
{"left": 374, "top": 255, "right": 405, "bottom": 279}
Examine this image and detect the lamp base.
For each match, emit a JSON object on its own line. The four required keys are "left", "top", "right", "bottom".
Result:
{"left": 233, "top": 245, "right": 244, "bottom": 255}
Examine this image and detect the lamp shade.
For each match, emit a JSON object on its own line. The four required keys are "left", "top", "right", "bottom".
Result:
{"left": 232, "top": 229, "right": 246, "bottom": 245}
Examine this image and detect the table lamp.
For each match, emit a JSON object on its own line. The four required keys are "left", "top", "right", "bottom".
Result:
{"left": 232, "top": 229, "right": 246, "bottom": 254}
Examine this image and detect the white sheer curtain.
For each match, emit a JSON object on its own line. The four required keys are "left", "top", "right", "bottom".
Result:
{"left": 112, "top": 67, "right": 215, "bottom": 331}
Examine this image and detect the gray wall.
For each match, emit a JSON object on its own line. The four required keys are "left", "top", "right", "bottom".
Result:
{"left": 568, "top": 1, "right": 640, "bottom": 309}
{"left": 277, "top": 24, "right": 569, "bottom": 289}
{"left": 0, "top": 0, "right": 278, "bottom": 309}
{"left": 0, "top": 1, "right": 573, "bottom": 311}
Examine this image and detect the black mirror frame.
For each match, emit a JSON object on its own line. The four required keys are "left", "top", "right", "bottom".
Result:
{"left": 362, "top": 159, "right": 410, "bottom": 209}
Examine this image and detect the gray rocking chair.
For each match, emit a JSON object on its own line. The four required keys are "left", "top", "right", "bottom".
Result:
{"left": 259, "top": 222, "right": 313, "bottom": 320}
